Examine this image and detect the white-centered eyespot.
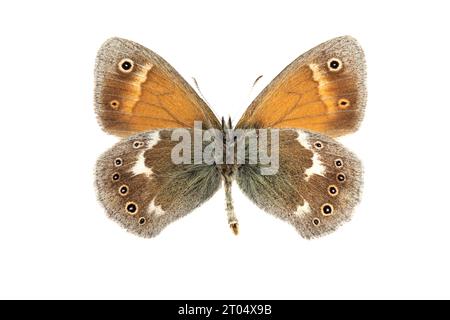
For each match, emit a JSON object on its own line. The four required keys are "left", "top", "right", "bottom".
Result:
{"left": 335, "top": 159, "right": 344, "bottom": 168}
{"left": 125, "top": 202, "right": 138, "bottom": 215}
{"left": 314, "top": 141, "right": 324, "bottom": 150}
{"left": 336, "top": 173, "right": 346, "bottom": 183}
{"left": 118, "top": 58, "right": 134, "bottom": 73}
{"left": 312, "top": 218, "right": 321, "bottom": 226}
{"left": 321, "top": 203, "right": 334, "bottom": 216}
{"left": 111, "top": 172, "right": 120, "bottom": 182}
{"left": 328, "top": 185, "right": 339, "bottom": 197}
{"left": 118, "top": 185, "right": 129, "bottom": 196}
{"left": 114, "top": 158, "right": 123, "bottom": 167}
{"left": 138, "top": 217, "right": 146, "bottom": 225}
{"left": 327, "top": 58, "right": 343, "bottom": 72}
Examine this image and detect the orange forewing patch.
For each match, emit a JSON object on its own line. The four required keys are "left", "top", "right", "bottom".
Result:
{"left": 95, "top": 38, "right": 220, "bottom": 137}
{"left": 236, "top": 37, "right": 366, "bottom": 137}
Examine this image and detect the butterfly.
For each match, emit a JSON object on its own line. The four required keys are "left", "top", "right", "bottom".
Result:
{"left": 94, "top": 36, "right": 366, "bottom": 239}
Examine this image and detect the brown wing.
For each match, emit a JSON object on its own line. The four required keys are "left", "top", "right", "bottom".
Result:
{"left": 236, "top": 36, "right": 366, "bottom": 137}
{"left": 95, "top": 38, "right": 221, "bottom": 137}
{"left": 95, "top": 129, "right": 221, "bottom": 238}
{"left": 236, "top": 129, "right": 362, "bottom": 239}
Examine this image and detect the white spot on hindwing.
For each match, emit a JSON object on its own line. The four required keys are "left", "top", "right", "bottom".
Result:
{"left": 296, "top": 131, "right": 326, "bottom": 180}
{"left": 130, "top": 151, "right": 152, "bottom": 177}
{"left": 296, "top": 130, "right": 310, "bottom": 148}
{"left": 307, "top": 152, "right": 326, "bottom": 180}
{"left": 148, "top": 198, "right": 165, "bottom": 216}
{"left": 129, "top": 132, "right": 160, "bottom": 177}
{"left": 146, "top": 131, "right": 161, "bottom": 149}
{"left": 294, "top": 200, "right": 311, "bottom": 216}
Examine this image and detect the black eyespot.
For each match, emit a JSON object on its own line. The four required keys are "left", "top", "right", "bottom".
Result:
{"left": 328, "top": 185, "right": 339, "bottom": 196}
{"left": 112, "top": 173, "right": 120, "bottom": 181}
{"left": 314, "top": 141, "right": 323, "bottom": 150}
{"left": 114, "top": 158, "right": 123, "bottom": 167}
{"left": 337, "top": 173, "right": 346, "bottom": 182}
{"left": 126, "top": 202, "right": 138, "bottom": 215}
{"left": 335, "top": 159, "right": 343, "bottom": 168}
{"left": 330, "top": 60, "right": 339, "bottom": 69}
{"left": 122, "top": 61, "right": 131, "bottom": 70}
{"left": 109, "top": 100, "right": 120, "bottom": 109}
{"left": 338, "top": 98, "right": 350, "bottom": 108}
{"left": 327, "top": 58, "right": 343, "bottom": 72}
{"left": 119, "top": 185, "right": 129, "bottom": 196}
{"left": 133, "top": 141, "right": 143, "bottom": 149}
{"left": 138, "top": 217, "right": 146, "bottom": 225}
{"left": 321, "top": 203, "right": 333, "bottom": 216}
{"left": 118, "top": 58, "right": 134, "bottom": 73}
{"left": 313, "top": 218, "right": 321, "bottom": 226}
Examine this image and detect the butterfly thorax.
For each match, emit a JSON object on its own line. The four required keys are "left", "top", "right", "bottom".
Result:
{"left": 218, "top": 116, "right": 239, "bottom": 234}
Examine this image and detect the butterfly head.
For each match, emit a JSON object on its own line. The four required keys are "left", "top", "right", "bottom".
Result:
{"left": 221, "top": 116, "right": 234, "bottom": 130}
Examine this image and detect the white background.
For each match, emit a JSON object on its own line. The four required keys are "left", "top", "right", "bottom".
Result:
{"left": 0, "top": 0, "right": 449, "bottom": 299}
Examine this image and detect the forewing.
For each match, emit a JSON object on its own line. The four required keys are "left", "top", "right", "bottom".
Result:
{"left": 236, "top": 36, "right": 366, "bottom": 137}
{"left": 95, "top": 38, "right": 221, "bottom": 136}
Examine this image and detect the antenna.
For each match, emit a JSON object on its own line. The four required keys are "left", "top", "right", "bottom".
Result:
{"left": 192, "top": 77, "right": 211, "bottom": 107}
{"left": 248, "top": 75, "right": 264, "bottom": 97}
{"left": 252, "top": 75, "right": 264, "bottom": 88}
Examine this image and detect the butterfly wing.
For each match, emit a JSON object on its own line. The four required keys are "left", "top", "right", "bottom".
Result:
{"left": 236, "top": 36, "right": 366, "bottom": 137}
{"left": 95, "top": 38, "right": 221, "bottom": 137}
{"left": 236, "top": 129, "right": 362, "bottom": 239}
{"left": 95, "top": 129, "right": 221, "bottom": 237}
